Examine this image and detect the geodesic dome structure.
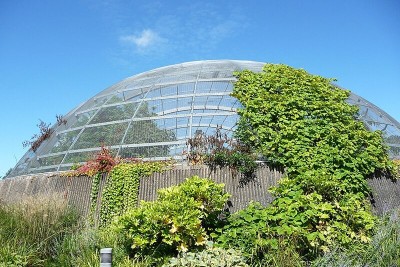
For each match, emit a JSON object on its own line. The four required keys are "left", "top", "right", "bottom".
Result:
{"left": 8, "top": 60, "right": 400, "bottom": 177}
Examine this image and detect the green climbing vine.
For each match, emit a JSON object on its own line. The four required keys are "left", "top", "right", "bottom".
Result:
{"left": 216, "top": 64, "right": 396, "bottom": 260}
{"left": 99, "top": 161, "right": 169, "bottom": 226}
{"left": 64, "top": 146, "right": 171, "bottom": 227}
{"left": 89, "top": 172, "right": 102, "bottom": 225}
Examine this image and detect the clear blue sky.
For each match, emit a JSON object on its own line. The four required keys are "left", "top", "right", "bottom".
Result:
{"left": 0, "top": 0, "right": 399, "bottom": 177}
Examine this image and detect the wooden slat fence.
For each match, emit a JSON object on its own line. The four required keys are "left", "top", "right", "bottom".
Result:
{"left": 0, "top": 166, "right": 399, "bottom": 217}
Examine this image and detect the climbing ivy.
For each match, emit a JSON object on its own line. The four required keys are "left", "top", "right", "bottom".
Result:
{"left": 99, "top": 161, "right": 169, "bottom": 226}
{"left": 89, "top": 172, "right": 102, "bottom": 225}
{"left": 62, "top": 146, "right": 171, "bottom": 226}
{"left": 226, "top": 64, "right": 394, "bottom": 258}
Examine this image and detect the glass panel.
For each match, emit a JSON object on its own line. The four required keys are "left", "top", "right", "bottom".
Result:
{"left": 63, "top": 149, "right": 117, "bottom": 164}
{"left": 106, "top": 93, "right": 125, "bottom": 104}
{"left": 199, "top": 71, "right": 220, "bottom": 79}
{"left": 72, "top": 123, "right": 128, "bottom": 149}
{"left": 177, "top": 83, "right": 195, "bottom": 95}
{"left": 164, "top": 109, "right": 191, "bottom": 116}
{"left": 30, "top": 167, "right": 57, "bottom": 174}
{"left": 124, "top": 88, "right": 146, "bottom": 102}
{"left": 145, "top": 88, "right": 162, "bottom": 99}
{"left": 192, "top": 116, "right": 202, "bottom": 125}
{"left": 193, "top": 96, "right": 208, "bottom": 107}
{"left": 160, "top": 85, "right": 178, "bottom": 97}
{"left": 210, "top": 115, "right": 227, "bottom": 126}
{"left": 223, "top": 115, "right": 238, "bottom": 128}
{"left": 134, "top": 102, "right": 158, "bottom": 118}
{"left": 210, "top": 82, "right": 229, "bottom": 92}
{"left": 123, "top": 120, "right": 176, "bottom": 145}
{"left": 120, "top": 145, "right": 173, "bottom": 158}
{"left": 159, "top": 98, "right": 177, "bottom": 113}
{"left": 72, "top": 110, "right": 96, "bottom": 128}
{"left": 141, "top": 77, "right": 158, "bottom": 87}
{"left": 51, "top": 130, "right": 81, "bottom": 153}
{"left": 177, "top": 127, "right": 189, "bottom": 139}
{"left": 191, "top": 126, "right": 210, "bottom": 137}
{"left": 219, "top": 96, "right": 240, "bottom": 109}
{"left": 58, "top": 166, "right": 74, "bottom": 171}
{"left": 193, "top": 95, "right": 224, "bottom": 107}
{"left": 90, "top": 103, "right": 137, "bottom": 124}
{"left": 164, "top": 118, "right": 176, "bottom": 129}
{"left": 196, "top": 82, "right": 213, "bottom": 94}
{"left": 93, "top": 95, "right": 111, "bottom": 107}
{"left": 63, "top": 151, "right": 96, "bottom": 164}
{"left": 206, "top": 96, "right": 223, "bottom": 106}
{"left": 177, "top": 97, "right": 193, "bottom": 108}
{"left": 170, "top": 144, "right": 186, "bottom": 157}
{"left": 176, "top": 117, "right": 190, "bottom": 126}
{"left": 39, "top": 154, "right": 65, "bottom": 166}
{"left": 27, "top": 157, "right": 40, "bottom": 169}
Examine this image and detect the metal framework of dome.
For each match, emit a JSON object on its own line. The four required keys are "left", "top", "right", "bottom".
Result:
{"left": 8, "top": 60, "right": 400, "bottom": 177}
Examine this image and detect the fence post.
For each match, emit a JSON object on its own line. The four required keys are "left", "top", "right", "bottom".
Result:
{"left": 100, "top": 248, "right": 112, "bottom": 267}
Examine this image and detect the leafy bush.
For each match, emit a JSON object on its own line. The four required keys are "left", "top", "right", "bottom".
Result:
{"left": 186, "top": 126, "right": 257, "bottom": 180}
{"left": 163, "top": 242, "right": 249, "bottom": 267}
{"left": 312, "top": 209, "right": 400, "bottom": 267}
{"left": 228, "top": 64, "right": 393, "bottom": 258}
{"left": 214, "top": 202, "right": 305, "bottom": 267}
{"left": 112, "top": 176, "right": 230, "bottom": 260}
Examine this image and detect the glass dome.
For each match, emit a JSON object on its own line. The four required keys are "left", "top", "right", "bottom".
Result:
{"left": 8, "top": 60, "right": 400, "bottom": 177}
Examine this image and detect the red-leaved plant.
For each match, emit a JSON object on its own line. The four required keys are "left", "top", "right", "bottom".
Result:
{"left": 75, "top": 145, "right": 119, "bottom": 176}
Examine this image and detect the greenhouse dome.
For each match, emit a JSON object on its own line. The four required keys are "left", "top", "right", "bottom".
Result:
{"left": 8, "top": 60, "right": 400, "bottom": 177}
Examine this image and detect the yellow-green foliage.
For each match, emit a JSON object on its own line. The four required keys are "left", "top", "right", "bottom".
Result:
{"left": 392, "top": 159, "right": 400, "bottom": 179}
{"left": 163, "top": 242, "right": 249, "bottom": 267}
{"left": 112, "top": 176, "right": 230, "bottom": 260}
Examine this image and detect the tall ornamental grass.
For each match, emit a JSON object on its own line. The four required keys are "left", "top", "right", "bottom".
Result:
{"left": 0, "top": 195, "right": 80, "bottom": 266}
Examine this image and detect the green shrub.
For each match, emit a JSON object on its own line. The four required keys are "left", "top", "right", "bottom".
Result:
{"left": 312, "top": 209, "right": 400, "bottom": 267}
{"left": 214, "top": 202, "right": 305, "bottom": 267}
{"left": 112, "top": 176, "right": 230, "bottom": 260}
{"left": 163, "top": 242, "right": 249, "bottom": 267}
{"left": 229, "top": 64, "right": 393, "bottom": 258}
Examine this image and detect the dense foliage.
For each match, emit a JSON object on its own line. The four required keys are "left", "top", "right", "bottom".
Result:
{"left": 312, "top": 209, "right": 400, "bottom": 267}
{"left": 99, "top": 161, "right": 169, "bottom": 226}
{"left": 112, "top": 176, "right": 230, "bottom": 261}
{"left": 64, "top": 146, "right": 170, "bottom": 226}
{"left": 227, "top": 64, "right": 394, "bottom": 258}
{"left": 186, "top": 127, "right": 257, "bottom": 181}
{"left": 163, "top": 242, "right": 249, "bottom": 267}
